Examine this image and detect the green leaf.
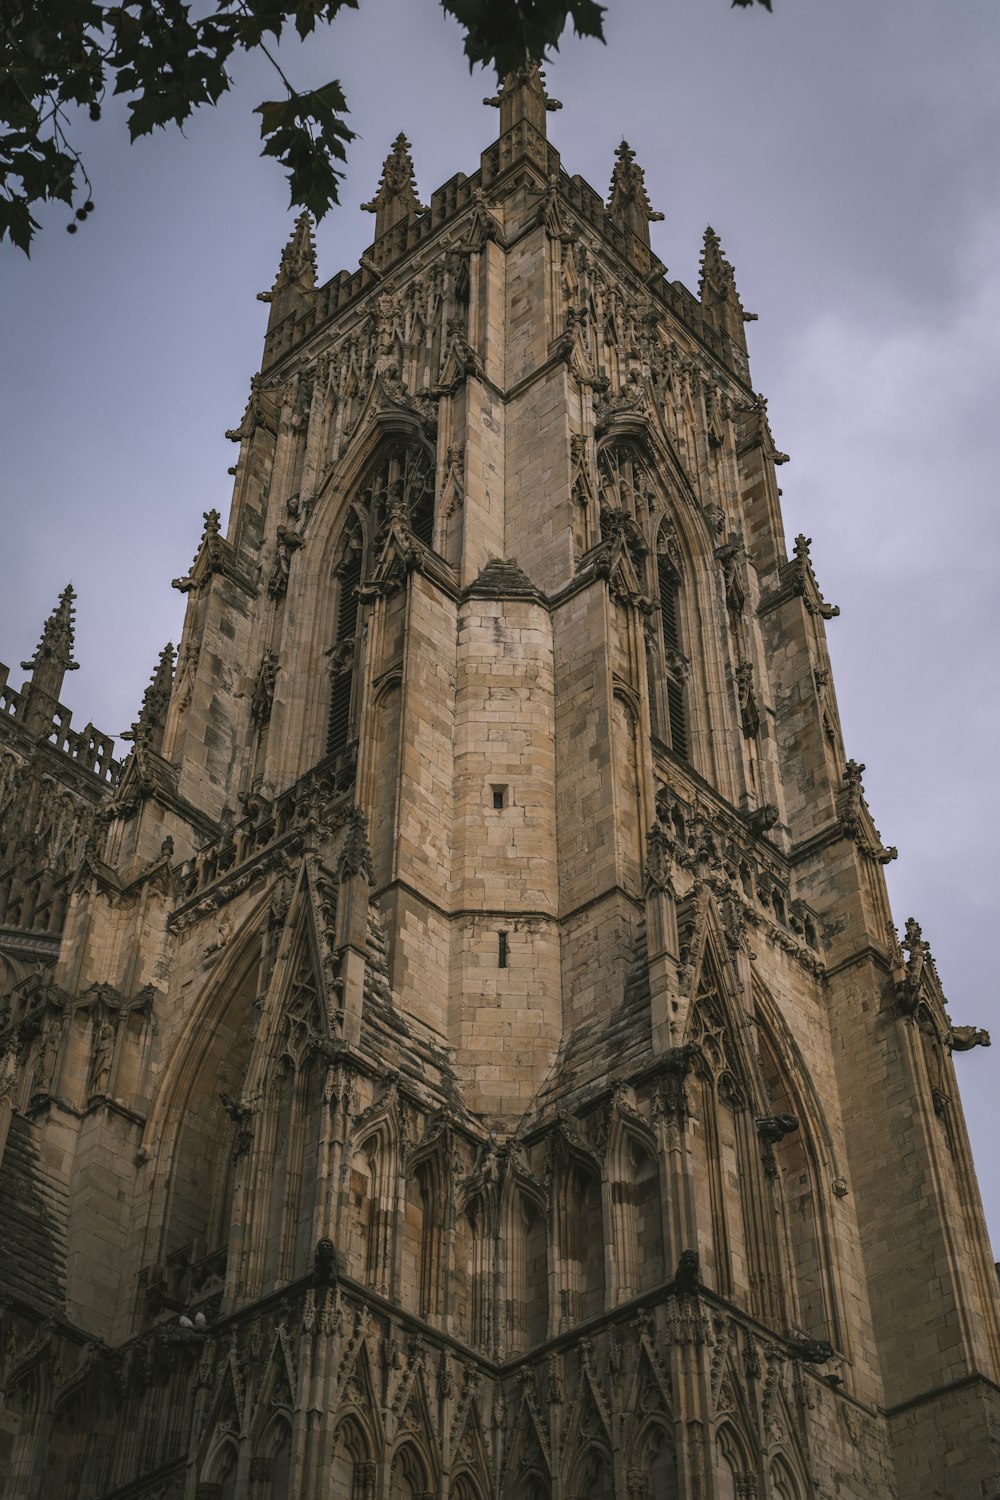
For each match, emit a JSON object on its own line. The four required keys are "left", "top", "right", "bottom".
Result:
{"left": 0, "top": 194, "right": 40, "bottom": 254}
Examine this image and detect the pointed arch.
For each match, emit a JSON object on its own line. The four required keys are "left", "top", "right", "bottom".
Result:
{"left": 509, "top": 1475, "right": 550, "bottom": 1500}
{"left": 248, "top": 1329, "right": 296, "bottom": 1448}
{"left": 606, "top": 1108, "right": 663, "bottom": 1302}
{"left": 449, "top": 1389, "right": 493, "bottom": 1500}
{"left": 501, "top": 1167, "right": 549, "bottom": 1354}
{"left": 629, "top": 1414, "right": 678, "bottom": 1498}
{"left": 595, "top": 424, "right": 727, "bottom": 786}
{"left": 389, "top": 1433, "right": 435, "bottom": 1498}
{"left": 200, "top": 1434, "right": 241, "bottom": 1500}
{"left": 713, "top": 1421, "right": 755, "bottom": 1500}
{"left": 346, "top": 1092, "right": 401, "bottom": 1296}
{"left": 331, "top": 1411, "right": 376, "bottom": 1499}
{"left": 249, "top": 1416, "right": 293, "bottom": 1500}
{"left": 228, "top": 877, "right": 336, "bottom": 1299}
{"left": 139, "top": 897, "right": 268, "bottom": 1305}
{"left": 681, "top": 901, "right": 770, "bottom": 1309}
{"left": 403, "top": 1127, "right": 450, "bottom": 1321}
{"left": 567, "top": 1440, "right": 614, "bottom": 1500}
{"left": 752, "top": 980, "right": 844, "bottom": 1352}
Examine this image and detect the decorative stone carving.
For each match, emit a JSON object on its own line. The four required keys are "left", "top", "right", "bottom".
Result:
{"left": 756, "top": 1113, "right": 798, "bottom": 1178}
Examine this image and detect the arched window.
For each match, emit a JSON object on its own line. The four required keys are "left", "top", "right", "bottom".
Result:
{"left": 326, "top": 442, "right": 436, "bottom": 756}
{"left": 327, "top": 514, "right": 364, "bottom": 754}
{"left": 632, "top": 1419, "right": 678, "bottom": 1499}
{"left": 656, "top": 540, "right": 689, "bottom": 760}
{"left": 609, "top": 1127, "right": 663, "bottom": 1302}
{"left": 331, "top": 1417, "right": 374, "bottom": 1500}
{"left": 755, "top": 1011, "right": 840, "bottom": 1348}
{"left": 505, "top": 1185, "right": 549, "bottom": 1354}
{"left": 390, "top": 1439, "right": 432, "bottom": 1499}
{"left": 556, "top": 1158, "right": 605, "bottom": 1324}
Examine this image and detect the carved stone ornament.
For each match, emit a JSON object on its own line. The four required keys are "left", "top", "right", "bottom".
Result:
{"left": 756, "top": 1113, "right": 798, "bottom": 1178}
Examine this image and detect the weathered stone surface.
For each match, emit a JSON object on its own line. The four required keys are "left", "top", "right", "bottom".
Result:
{"left": 0, "top": 63, "right": 996, "bottom": 1500}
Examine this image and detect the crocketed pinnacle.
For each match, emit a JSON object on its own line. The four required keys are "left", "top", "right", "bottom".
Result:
{"left": 21, "top": 584, "right": 79, "bottom": 674}
{"left": 606, "top": 140, "right": 664, "bottom": 247}
{"left": 124, "top": 643, "right": 175, "bottom": 750}
{"left": 699, "top": 226, "right": 735, "bottom": 300}
{"left": 361, "top": 134, "right": 427, "bottom": 237}
{"left": 699, "top": 226, "right": 755, "bottom": 353}
{"left": 274, "top": 210, "right": 317, "bottom": 291}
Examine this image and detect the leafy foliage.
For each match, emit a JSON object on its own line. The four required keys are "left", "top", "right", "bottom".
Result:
{"left": 0, "top": 0, "right": 770, "bottom": 253}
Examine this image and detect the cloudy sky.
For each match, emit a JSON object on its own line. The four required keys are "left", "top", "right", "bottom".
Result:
{"left": 1, "top": 0, "right": 998, "bottom": 1246}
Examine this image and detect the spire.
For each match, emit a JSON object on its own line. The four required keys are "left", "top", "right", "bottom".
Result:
{"left": 362, "top": 134, "right": 427, "bottom": 239}
{"left": 274, "top": 210, "right": 317, "bottom": 292}
{"left": 123, "top": 643, "right": 175, "bottom": 755}
{"left": 20, "top": 583, "right": 79, "bottom": 734}
{"left": 606, "top": 140, "right": 664, "bottom": 247}
{"left": 22, "top": 583, "right": 79, "bottom": 678}
{"left": 699, "top": 226, "right": 756, "bottom": 358}
{"left": 484, "top": 62, "right": 562, "bottom": 138}
{"left": 258, "top": 211, "right": 317, "bottom": 334}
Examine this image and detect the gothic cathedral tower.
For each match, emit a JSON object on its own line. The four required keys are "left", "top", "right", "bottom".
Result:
{"left": 1, "top": 67, "right": 997, "bottom": 1500}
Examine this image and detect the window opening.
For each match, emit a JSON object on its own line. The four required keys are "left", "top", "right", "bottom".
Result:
{"left": 491, "top": 785, "right": 507, "bottom": 810}
{"left": 498, "top": 931, "right": 508, "bottom": 969}
{"left": 327, "top": 532, "right": 362, "bottom": 754}
{"left": 657, "top": 550, "right": 689, "bottom": 761}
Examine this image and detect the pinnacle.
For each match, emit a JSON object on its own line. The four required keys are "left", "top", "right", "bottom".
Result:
{"left": 21, "top": 583, "right": 79, "bottom": 674}
{"left": 124, "top": 643, "right": 175, "bottom": 748}
{"left": 274, "top": 210, "right": 317, "bottom": 290}
{"left": 699, "top": 225, "right": 732, "bottom": 296}
{"left": 361, "top": 133, "right": 426, "bottom": 236}
{"left": 606, "top": 139, "right": 664, "bottom": 245}
{"left": 484, "top": 61, "right": 562, "bottom": 138}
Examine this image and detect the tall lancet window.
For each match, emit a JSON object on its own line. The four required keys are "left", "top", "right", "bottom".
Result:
{"left": 326, "top": 443, "right": 436, "bottom": 757}
{"left": 327, "top": 514, "right": 363, "bottom": 754}
{"left": 367, "top": 442, "right": 436, "bottom": 551}
{"left": 656, "top": 533, "right": 689, "bottom": 760}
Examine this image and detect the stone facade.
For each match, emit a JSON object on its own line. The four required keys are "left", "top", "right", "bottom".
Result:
{"left": 1, "top": 65, "right": 998, "bottom": 1500}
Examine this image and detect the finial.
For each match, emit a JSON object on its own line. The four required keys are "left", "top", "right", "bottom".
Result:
{"left": 362, "top": 133, "right": 427, "bottom": 238}
{"left": 22, "top": 584, "right": 79, "bottom": 675}
{"left": 123, "top": 643, "right": 175, "bottom": 752}
{"left": 259, "top": 211, "right": 317, "bottom": 324}
{"left": 484, "top": 62, "right": 561, "bottom": 138}
{"left": 264, "top": 211, "right": 316, "bottom": 300}
{"left": 606, "top": 140, "right": 664, "bottom": 247}
{"left": 277, "top": 210, "right": 316, "bottom": 287}
{"left": 699, "top": 226, "right": 729, "bottom": 295}
{"left": 699, "top": 226, "right": 756, "bottom": 349}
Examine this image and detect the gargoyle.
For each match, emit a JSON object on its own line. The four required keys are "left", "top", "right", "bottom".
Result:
{"left": 673, "top": 1249, "right": 701, "bottom": 1297}
{"left": 948, "top": 1026, "right": 991, "bottom": 1053}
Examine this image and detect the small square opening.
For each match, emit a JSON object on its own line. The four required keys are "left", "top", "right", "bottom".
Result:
{"left": 491, "top": 784, "right": 508, "bottom": 810}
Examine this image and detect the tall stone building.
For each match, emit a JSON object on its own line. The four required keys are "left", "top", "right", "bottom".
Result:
{"left": 0, "top": 66, "right": 997, "bottom": 1500}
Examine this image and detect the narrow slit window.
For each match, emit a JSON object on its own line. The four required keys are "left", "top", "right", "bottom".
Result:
{"left": 498, "top": 931, "right": 508, "bottom": 969}
{"left": 327, "top": 533, "right": 362, "bottom": 755}
{"left": 491, "top": 785, "right": 507, "bottom": 810}
{"left": 657, "top": 547, "right": 689, "bottom": 762}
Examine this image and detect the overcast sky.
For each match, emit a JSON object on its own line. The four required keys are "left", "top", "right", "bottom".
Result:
{"left": 1, "top": 0, "right": 998, "bottom": 1248}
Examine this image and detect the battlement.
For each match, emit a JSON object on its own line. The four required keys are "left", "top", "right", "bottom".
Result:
{"left": 0, "top": 660, "right": 121, "bottom": 785}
